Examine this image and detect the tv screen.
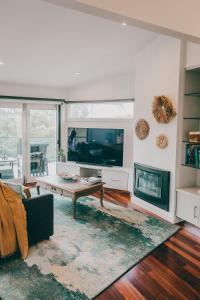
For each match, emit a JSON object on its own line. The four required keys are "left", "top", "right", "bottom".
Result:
{"left": 68, "top": 128, "right": 124, "bottom": 167}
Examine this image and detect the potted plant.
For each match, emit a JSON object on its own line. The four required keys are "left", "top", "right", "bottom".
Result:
{"left": 57, "top": 148, "right": 65, "bottom": 162}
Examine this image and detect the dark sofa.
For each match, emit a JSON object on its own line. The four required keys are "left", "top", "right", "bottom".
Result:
{"left": 22, "top": 193, "right": 54, "bottom": 246}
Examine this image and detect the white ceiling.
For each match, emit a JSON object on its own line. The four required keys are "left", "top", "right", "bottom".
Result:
{"left": 0, "top": 0, "right": 158, "bottom": 88}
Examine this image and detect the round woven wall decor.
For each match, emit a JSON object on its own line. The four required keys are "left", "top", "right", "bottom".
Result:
{"left": 135, "top": 119, "right": 150, "bottom": 140}
{"left": 156, "top": 134, "right": 168, "bottom": 149}
{"left": 152, "top": 95, "right": 176, "bottom": 124}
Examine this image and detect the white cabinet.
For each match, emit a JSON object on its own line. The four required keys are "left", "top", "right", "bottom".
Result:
{"left": 176, "top": 188, "right": 200, "bottom": 227}
{"left": 102, "top": 169, "right": 129, "bottom": 191}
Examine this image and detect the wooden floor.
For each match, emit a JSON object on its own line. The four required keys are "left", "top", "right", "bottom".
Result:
{"left": 93, "top": 189, "right": 200, "bottom": 300}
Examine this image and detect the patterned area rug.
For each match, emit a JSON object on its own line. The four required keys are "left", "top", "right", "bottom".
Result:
{"left": 0, "top": 194, "right": 179, "bottom": 300}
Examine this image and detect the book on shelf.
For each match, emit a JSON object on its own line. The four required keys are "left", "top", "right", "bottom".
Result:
{"left": 185, "top": 144, "right": 200, "bottom": 168}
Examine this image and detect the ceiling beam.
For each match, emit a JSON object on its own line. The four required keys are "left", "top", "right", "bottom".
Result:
{"left": 43, "top": 0, "right": 200, "bottom": 43}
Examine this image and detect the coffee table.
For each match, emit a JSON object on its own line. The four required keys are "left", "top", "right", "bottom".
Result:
{"left": 35, "top": 175, "right": 105, "bottom": 219}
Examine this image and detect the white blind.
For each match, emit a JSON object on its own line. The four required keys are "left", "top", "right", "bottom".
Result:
{"left": 68, "top": 100, "right": 134, "bottom": 119}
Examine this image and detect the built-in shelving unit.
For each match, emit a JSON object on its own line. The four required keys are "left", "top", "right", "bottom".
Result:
{"left": 177, "top": 67, "right": 200, "bottom": 227}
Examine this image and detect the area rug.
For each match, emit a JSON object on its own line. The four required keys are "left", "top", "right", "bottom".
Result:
{"left": 0, "top": 194, "right": 179, "bottom": 300}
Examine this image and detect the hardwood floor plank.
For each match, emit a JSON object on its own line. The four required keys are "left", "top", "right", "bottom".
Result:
{"left": 97, "top": 285, "right": 125, "bottom": 300}
{"left": 179, "top": 229, "right": 200, "bottom": 245}
{"left": 125, "top": 270, "right": 156, "bottom": 300}
{"left": 175, "top": 232, "right": 200, "bottom": 251}
{"left": 165, "top": 241, "right": 200, "bottom": 267}
{"left": 169, "top": 236, "right": 200, "bottom": 258}
{"left": 184, "top": 264, "right": 200, "bottom": 280}
{"left": 114, "top": 278, "right": 146, "bottom": 300}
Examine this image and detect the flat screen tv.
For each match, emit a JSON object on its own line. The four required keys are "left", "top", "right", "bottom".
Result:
{"left": 68, "top": 128, "right": 124, "bottom": 167}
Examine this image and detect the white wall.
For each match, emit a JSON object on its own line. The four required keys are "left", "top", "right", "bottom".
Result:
{"left": 133, "top": 36, "right": 181, "bottom": 223}
{"left": 186, "top": 42, "right": 200, "bottom": 69}
{"left": 0, "top": 82, "right": 66, "bottom": 99}
{"left": 67, "top": 72, "right": 134, "bottom": 101}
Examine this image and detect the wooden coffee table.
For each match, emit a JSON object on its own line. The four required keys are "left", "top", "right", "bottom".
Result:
{"left": 36, "top": 175, "right": 105, "bottom": 219}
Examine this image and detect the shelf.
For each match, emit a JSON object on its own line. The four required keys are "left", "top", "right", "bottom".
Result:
{"left": 182, "top": 140, "right": 200, "bottom": 144}
{"left": 183, "top": 117, "right": 200, "bottom": 120}
{"left": 184, "top": 92, "right": 200, "bottom": 97}
{"left": 181, "top": 164, "right": 200, "bottom": 170}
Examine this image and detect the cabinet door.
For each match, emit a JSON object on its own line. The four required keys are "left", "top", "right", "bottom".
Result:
{"left": 102, "top": 170, "right": 128, "bottom": 190}
{"left": 177, "top": 192, "right": 200, "bottom": 226}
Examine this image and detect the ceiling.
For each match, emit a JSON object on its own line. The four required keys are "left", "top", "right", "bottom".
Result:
{"left": 0, "top": 0, "right": 158, "bottom": 88}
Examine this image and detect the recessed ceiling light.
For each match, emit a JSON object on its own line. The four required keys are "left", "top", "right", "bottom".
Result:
{"left": 74, "top": 72, "right": 80, "bottom": 76}
{"left": 121, "top": 22, "right": 127, "bottom": 26}
{"left": 0, "top": 61, "right": 4, "bottom": 66}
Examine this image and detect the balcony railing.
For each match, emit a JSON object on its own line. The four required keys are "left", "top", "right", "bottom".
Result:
{"left": 0, "top": 137, "right": 56, "bottom": 179}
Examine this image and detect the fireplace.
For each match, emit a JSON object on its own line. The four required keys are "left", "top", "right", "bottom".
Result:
{"left": 134, "top": 163, "right": 170, "bottom": 211}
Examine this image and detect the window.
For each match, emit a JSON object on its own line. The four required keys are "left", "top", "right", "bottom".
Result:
{"left": 68, "top": 101, "right": 134, "bottom": 119}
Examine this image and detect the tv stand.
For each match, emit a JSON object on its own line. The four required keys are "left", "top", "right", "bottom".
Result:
{"left": 56, "top": 162, "right": 132, "bottom": 192}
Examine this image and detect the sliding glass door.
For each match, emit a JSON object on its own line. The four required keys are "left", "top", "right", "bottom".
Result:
{"left": 0, "top": 103, "right": 23, "bottom": 180}
{"left": 28, "top": 104, "right": 57, "bottom": 180}
{"left": 0, "top": 102, "right": 58, "bottom": 182}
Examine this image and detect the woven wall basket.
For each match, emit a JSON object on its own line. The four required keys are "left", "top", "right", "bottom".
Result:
{"left": 152, "top": 95, "right": 176, "bottom": 124}
{"left": 135, "top": 119, "right": 150, "bottom": 140}
{"left": 156, "top": 134, "right": 168, "bottom": 149}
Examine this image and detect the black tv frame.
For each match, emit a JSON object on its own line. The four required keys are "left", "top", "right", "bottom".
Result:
{"left": 67, "top": 127, "right": 124, "bottom": 167}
